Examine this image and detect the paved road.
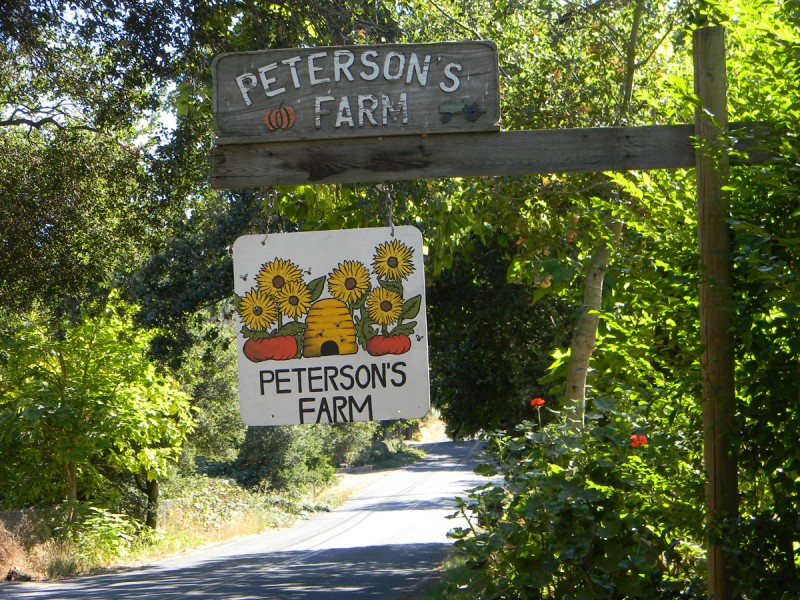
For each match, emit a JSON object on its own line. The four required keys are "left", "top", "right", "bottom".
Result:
{"left": 4, "top": 439, "right": 487, "bottom": 599}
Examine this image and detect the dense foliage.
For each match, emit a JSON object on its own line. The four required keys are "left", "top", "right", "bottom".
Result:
{"left": 451, "top": 410, "right": 705, "bottom": 598}
{"left": 2, "top": 0, "right": 799, "bottom": 595}
{"left": 428, "top": 238, "right": 573, "bottom": 438}
{"left": 0, "top": 0, "right": 409, "bottom": 561}
{"left": 0, "top": 294, "right": 192, "bottom": 511}
{"left": 396, "top": 1, "right": 799, "bottom": 597}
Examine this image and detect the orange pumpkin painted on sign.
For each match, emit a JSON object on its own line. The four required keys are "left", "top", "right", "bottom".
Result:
{"left": 263, "top": 105, "right": 296, "bottom": 131}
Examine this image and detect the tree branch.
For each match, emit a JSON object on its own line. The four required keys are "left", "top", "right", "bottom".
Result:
{"left": 428, "top": 0, "right": 483, "bottom": 40}
{"left": 617, "top": 0, "right": 644, "bottom": 122}
{"left": 635, "top": 14, "right": 678, "bottom": 70}
{"left": 0, "top": 116, "right": 98, "bottom": 132}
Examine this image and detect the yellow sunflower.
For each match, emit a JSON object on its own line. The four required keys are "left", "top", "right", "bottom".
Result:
{"left": 372, "top": 239, "right": 415, "bottom": 281}
{"left": 367, "top": 287, "right": 403, "bottom": 326}
{"left": 256, "top": 258, "right": 303, "bottom": 297}
{"left": 275, "top": 279, "right": 312, "bottom": 320}
{"left": 327, "top": 260, "right": 370, "bottom": 304}
{"left": 238, "top": 287, "right": 278, "bottom": 331}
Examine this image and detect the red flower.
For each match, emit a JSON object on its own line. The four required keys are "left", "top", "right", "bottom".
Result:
{"left": 629, "top": 434, "right": 648, "bottom": 448}
{"left": 530, "top": 397, "right": 546, "bottom": 408}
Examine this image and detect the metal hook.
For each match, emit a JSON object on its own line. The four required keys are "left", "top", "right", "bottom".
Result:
{"left": 377, "top": 182, "right": 395, "bottom": 236}
{"left": 257, "top": 187, "right": 277, "bottom": 245}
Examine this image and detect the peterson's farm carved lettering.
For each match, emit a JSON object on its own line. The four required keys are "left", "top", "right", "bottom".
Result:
{"left": 212, "top": 41, "right": 500, "bottom": 143}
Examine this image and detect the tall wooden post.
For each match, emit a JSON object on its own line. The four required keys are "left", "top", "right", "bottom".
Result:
{"left": 694, "top": 26, "right": 738, "bottom": 600}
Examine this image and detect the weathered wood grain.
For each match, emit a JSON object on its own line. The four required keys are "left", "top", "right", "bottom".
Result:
{"left": 210, "top": 124, "right": 699, "bottom": 188}
{"left": 211, "top": 122, "right": 767, "bottom": 189}
{"left": 213, "top": 41, "right": 500, "bottom": 143}
{"left": 694, "top": 26, "right": 737, "bottom": 600}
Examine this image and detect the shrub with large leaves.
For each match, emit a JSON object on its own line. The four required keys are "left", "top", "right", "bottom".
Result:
{"left": 0, "top": 294, "right": 192, "bottom": 511}
{"left": 450, "top": 401, "right": 705, "bottom": 598}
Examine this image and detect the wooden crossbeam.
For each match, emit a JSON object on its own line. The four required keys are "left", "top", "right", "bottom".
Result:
{"left": 210, "top": 122, "right": 765, "bottom": 188}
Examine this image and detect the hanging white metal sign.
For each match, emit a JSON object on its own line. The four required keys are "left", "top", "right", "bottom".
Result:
{"left": 232, "top": 226, "right": 429, "bottom": 426}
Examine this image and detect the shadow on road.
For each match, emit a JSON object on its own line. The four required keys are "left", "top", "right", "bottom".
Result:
{"left": 4, "top": 543, "right": 450, "bottom": 599}
{"left": 3, "top": 440, "right": 491, "bottom": 599}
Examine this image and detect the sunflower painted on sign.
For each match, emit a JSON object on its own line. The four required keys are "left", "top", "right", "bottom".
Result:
{"left": 235, "top": 233, "right": 423, "bottom": 362}
{"left": 256, "top": 258, "right": 303, "bottom": 297}
{"left": 367, "top": 287, "right": 404, "bottom": 327}
{"left": 328, "top": 260, "right": 370, "bottom": 305}
{"left": 237, "top": 288, "right": 278, "bottom": 331}
{"left": 372, "top": 239, "right": 415, "bottom": 281}
{"left": 275, "top": 279, "right": 312, "bottom": 320}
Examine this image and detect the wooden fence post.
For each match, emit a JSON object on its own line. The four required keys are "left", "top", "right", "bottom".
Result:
{"left": 694, "top": 25, "right": 738, "bottom": 600}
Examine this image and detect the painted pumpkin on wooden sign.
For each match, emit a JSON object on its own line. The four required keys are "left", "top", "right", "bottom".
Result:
{"left": 263, "top": 105, "right": 296, "bottom": 131}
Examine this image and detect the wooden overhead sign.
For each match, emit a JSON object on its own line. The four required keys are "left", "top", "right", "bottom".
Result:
{"left": 212, "top": 41, "right": 500, "bottom": 144}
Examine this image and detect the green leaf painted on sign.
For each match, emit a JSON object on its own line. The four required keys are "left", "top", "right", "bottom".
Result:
{"left": 390, "top": 321, "right": 417, "bottom": 336}
{"left": 400, "top": 295, "right": 421, "bottom": 321}
{"left": 274, "top": 321, "right": 307, "bottom": 337}
{"left": 307, "top": 275, "right": 326, "bottom": 302}
{"left": 378, "top": 278, "right": 403, "bottom": 295}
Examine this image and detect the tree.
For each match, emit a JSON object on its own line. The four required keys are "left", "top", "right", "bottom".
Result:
{"left": 428, "top": 236, "right": 573, "bottom": 438}
{"left": 1, "top": 1, "right": 404, "bottom": 315}
{"left": 0, "top": 294, "right": 192, "bottom": 527}
{"left": 390, "top": 0, "right": 693, "bottom": 425}
{"left": 178, "top": 313, "right": 247, "bottom": 464}
{"left": 0, "top": 1, "right": 195, "bottom": 312}
{"left": 412, "top": 1, "right": 800, "bottom": 597}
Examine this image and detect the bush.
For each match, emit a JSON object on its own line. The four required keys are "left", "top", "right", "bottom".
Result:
{"left": 160, "top": 474, "right": 292, "bottom": 531}
{"left": 0, "top": 522, "right": 29, "bottom": 575}
{"left": 52, "top": 505, "right": 155, "bottom": 567}
{"left": 231, "top": 425, "right": 336, "bottom": 496}
{"left": 320, "top": 422, "right": 379, "bottom": 467}
{"left": 448, "top": 400, "right": 706, "bottom": 599}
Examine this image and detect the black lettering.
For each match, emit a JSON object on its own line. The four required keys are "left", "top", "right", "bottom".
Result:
{"left": 324, "top": 366, "right": 340, "bottom": 391}
{"left": 299, "top": 397, "right": 316, "bottom": 424}
{"left": 349, "top": 394, "right": 373, "bottom": 421}
{"left": 370, "top": 363, "right": 387, "bottom": 388}
{"left": 308, "top": 366, "right": 324, "bottom": 393}
{"left": 340, "top": 364, "right": 355, "bottom": 390}
{"left": 391, "top": 362, "right": 407, "bottom": 387}
{"left": 334, "top": 395, "right": 348, "bottom": 422}
{"left": 291, "top": 367, "right": 305, "bottom": 393}
{"left": 316, "top": 396, "right": 333, "bottom": 424}
{"left": 355, "top": 365, "right": 371, "bottom": 389}
{"left": 275, "top": 369, "right": 292, "bottom": 393}
{"left": 259, "top": 370, "right": 275, "bottom": 395}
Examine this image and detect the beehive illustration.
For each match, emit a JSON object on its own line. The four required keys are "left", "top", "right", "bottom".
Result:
{"left": 303, "top": 298, "right": 358, "bottom": 357}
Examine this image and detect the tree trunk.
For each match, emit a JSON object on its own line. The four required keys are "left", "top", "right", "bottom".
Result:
{"left": 564, "top": 220, "right": 622, "bottom": 425}
{"left": 64, "top": 461, "right": 78, "bottom": 502}
{"left": 64, "top": 461, "right": 78, "bottom": 522}
{"left": 562, "top": 0, "right": 643, "bottom": 425}
{"left": 145, "top": 477, "right": 160, "bottom": 530}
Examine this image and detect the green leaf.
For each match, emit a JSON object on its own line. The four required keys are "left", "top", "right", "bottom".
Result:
{"left": 378, "top": 278, "right": 403, "bottom": 295}
{"left": 274, "top": 321, "right": 307, "bottom": 337}
{"left": 474, "top": 463, "right": 498, "bottom": 476}
{"left": 352, "top": 284, "right": 371, "bottom": 311}
{"left": 354, "top": 314, "right": 377, "bottom": 349}
{"left": 240, "top": 325, "right": 271, "bottom": 340}
{"left": 389, "top": 321, "right": 417, "bottom": 336}
{"left": 307, "top": 276, "right": 326, "bottom": 302}
{"left": 399, "top": 295, "right": 421, "bottom": 321}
